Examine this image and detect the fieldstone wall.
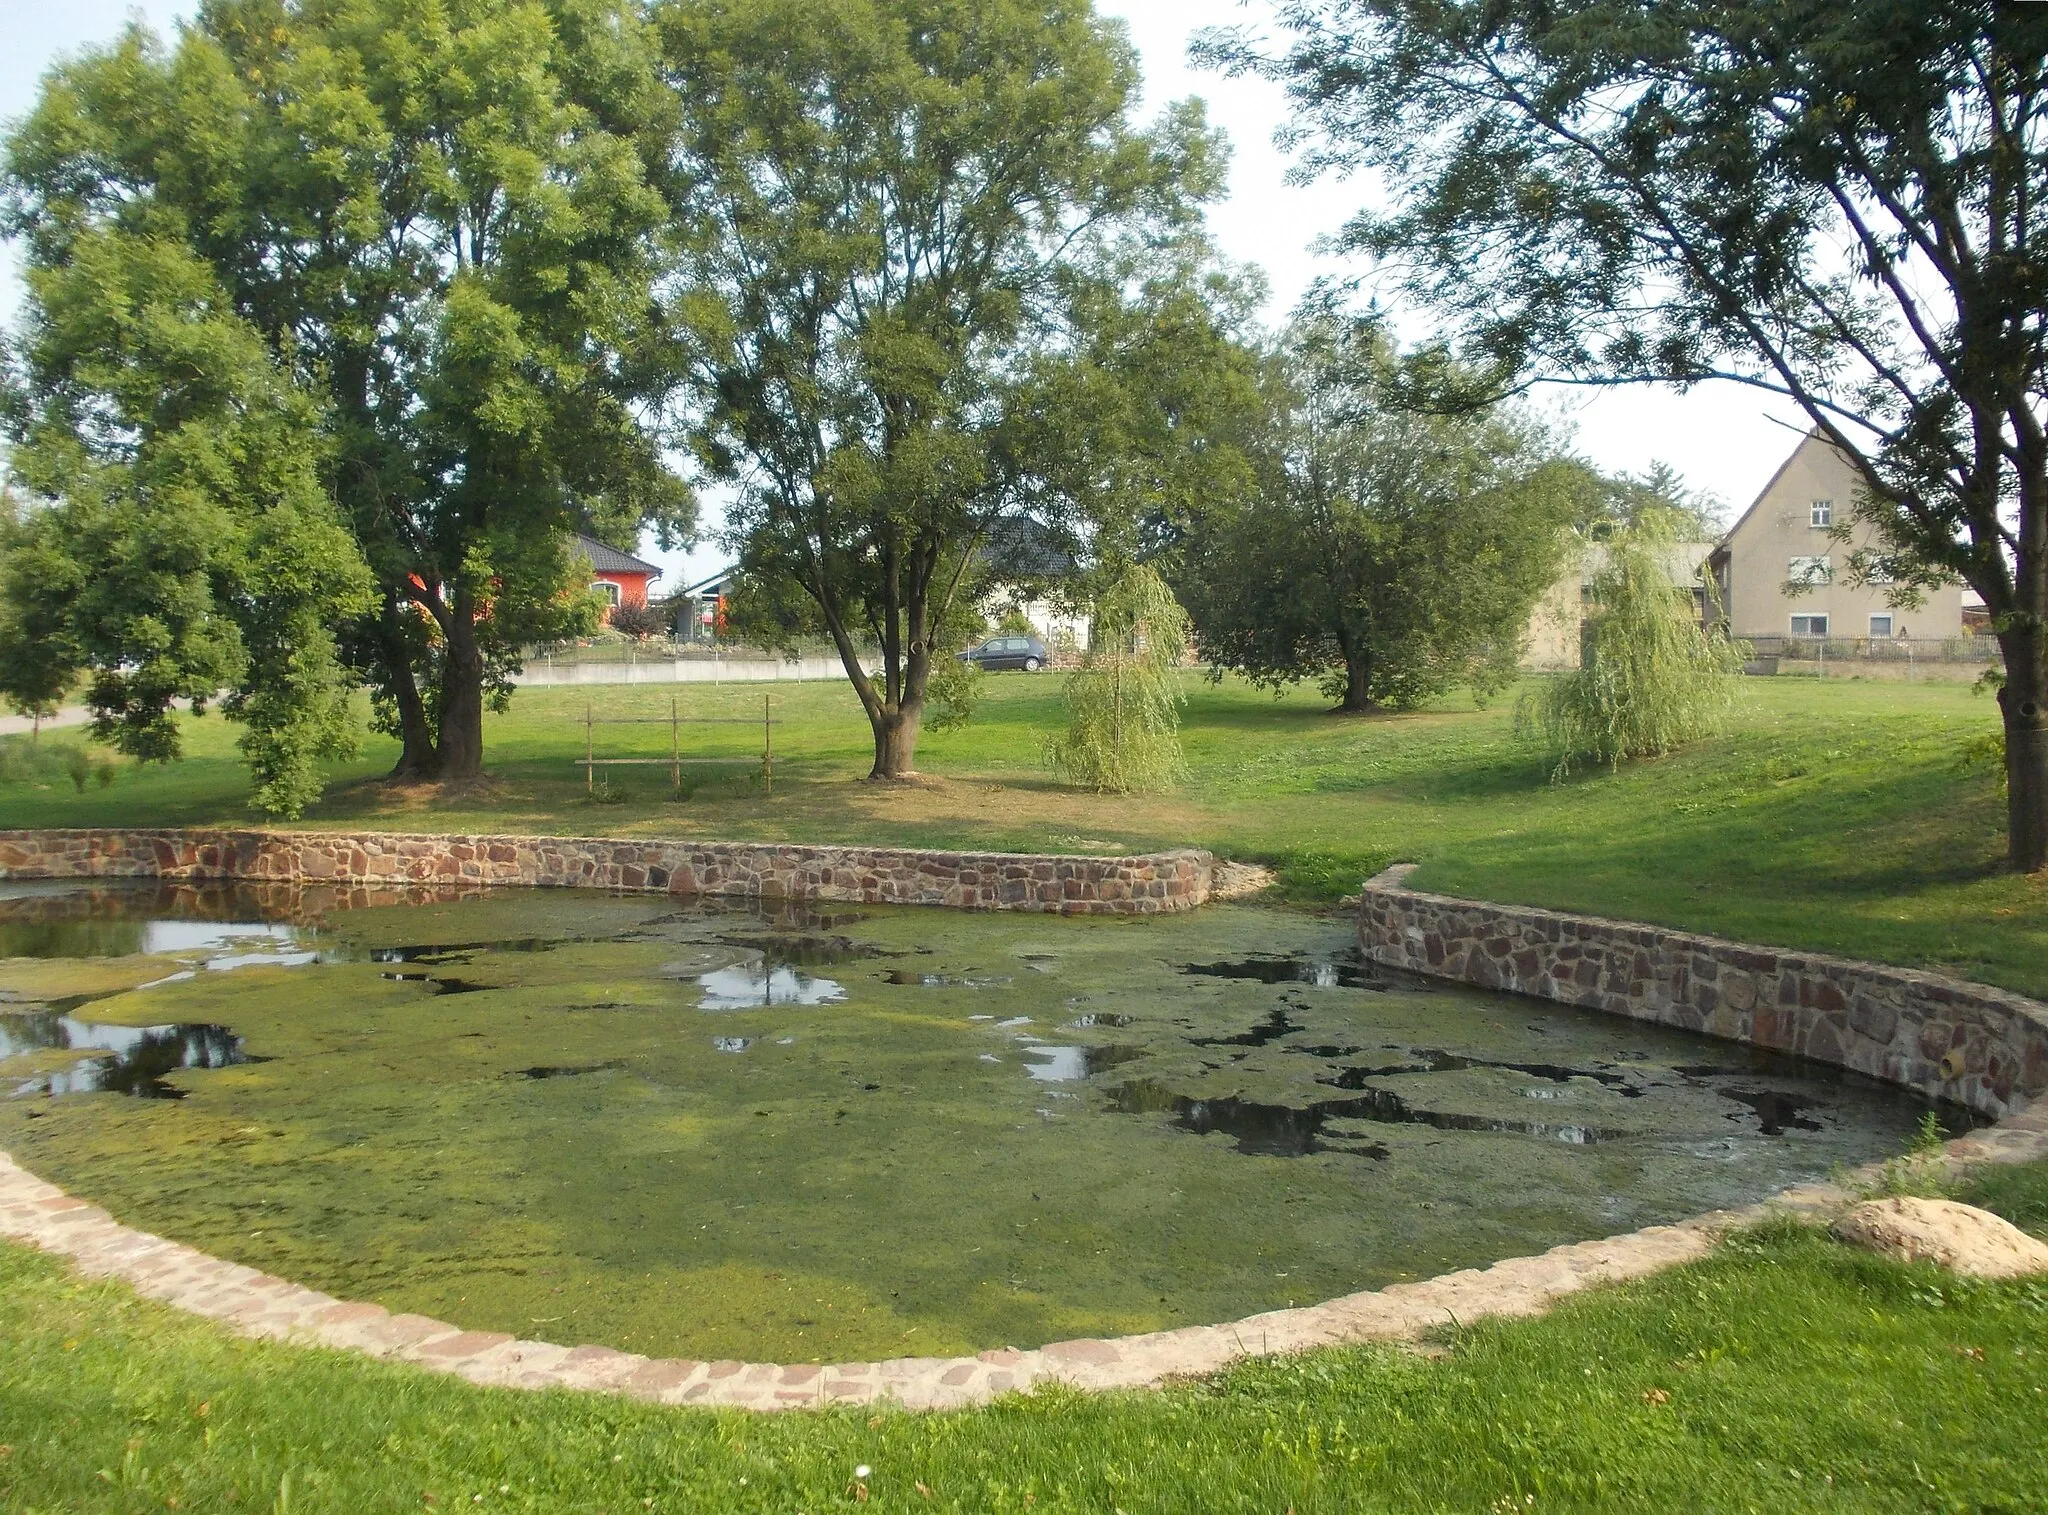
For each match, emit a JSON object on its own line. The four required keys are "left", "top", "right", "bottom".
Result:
{"left": 0, "top": 829, "right": 1211, "bottom": 916}
{"left": 1358, "top": 865, "right": 2048, "bottom": 1119}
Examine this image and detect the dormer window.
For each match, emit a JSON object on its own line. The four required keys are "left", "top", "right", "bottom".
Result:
{"left": 1810, "top": 499, "right": 1833, "bottom": 528}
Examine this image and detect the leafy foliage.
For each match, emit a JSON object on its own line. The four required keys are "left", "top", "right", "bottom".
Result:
{"left": 1518, "top": 523, "right": 1749, "bottom": 777}
{"left": 606, "top": 601, "right": 669, "bottom": 641}
{"left": 1046, "top": 564, "right": 1190, "bottom": 793}
{"left": 661, "top": 0, "right": 1239, "bottom": 777}
{"left": 1174, "top": 316, "right": 1579, "bottom": 712}
{"left": 2, "top": 0, "right": 690, "bottom": 790}
{"left": 1201, "top": 0, "right": 2048, "bottom": 866}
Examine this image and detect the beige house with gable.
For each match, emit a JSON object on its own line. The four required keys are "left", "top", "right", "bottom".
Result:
{"left": 1707, "top": 429, "right": 1963, "bottom": 642}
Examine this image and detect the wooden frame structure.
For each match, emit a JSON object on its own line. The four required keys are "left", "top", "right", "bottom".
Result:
{"left": 575, "top": 696, "right": 778, "bottom": 794}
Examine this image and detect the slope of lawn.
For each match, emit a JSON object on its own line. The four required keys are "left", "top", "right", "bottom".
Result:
{"left": 0, "top": 672, "right": 2040, "bottom": 997}
{"left": 1, "top": 1198, "right": 2045, "bottom": 1513}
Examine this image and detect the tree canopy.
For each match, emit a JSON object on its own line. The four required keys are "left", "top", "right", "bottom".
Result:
{"left": 1203, "top": 0, "right": 2048, "bottom": 868}
{"left": 658, "top": 0, "right": 1240, "bottom": 778}
{"left": 1173, "top": 318, "right": 1580, "bottom": 713}
{"left": 2, "top": 0, "right": 691, "bottom": 801}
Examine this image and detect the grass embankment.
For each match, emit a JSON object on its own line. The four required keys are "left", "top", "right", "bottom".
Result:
{"left": 1, "top": 675, "right": 2039, "bottom": 997}
{"left": 2, "top": 1180, "right": 2045, "bottom": 1513}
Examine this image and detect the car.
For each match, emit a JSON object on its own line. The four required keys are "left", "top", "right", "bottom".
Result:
{"left": 959, "top": 633, "right": 1049, "bottom": 672}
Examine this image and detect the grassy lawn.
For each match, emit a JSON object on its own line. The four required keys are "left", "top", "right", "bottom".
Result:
{"left": 1, "top": 1181, "right": 2044, "bottom": 1513}
{"left": 1, "top": 672, "right": 2040, "bottom": 997}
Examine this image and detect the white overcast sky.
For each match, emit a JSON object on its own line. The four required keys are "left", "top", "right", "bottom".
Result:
{"left": 2, "top": 0, "right": 1810, "bottom": 591}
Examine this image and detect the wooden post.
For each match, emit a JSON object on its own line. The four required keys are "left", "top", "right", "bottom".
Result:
{"left": 763, "top": 693, "right": 773, "bottom": 794}
{"left": 670, "top": 696, "right": 680, "bottom": 794}
{"left": 585, "top": 702, "right": 593, "bottom": 794}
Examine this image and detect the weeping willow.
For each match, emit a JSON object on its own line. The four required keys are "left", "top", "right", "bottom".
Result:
{"left": 1519, "top": 523, "right": 1748, "bottom": 778}
{"left": 1046, "top": 565, "right": 1191, "bottom": 794}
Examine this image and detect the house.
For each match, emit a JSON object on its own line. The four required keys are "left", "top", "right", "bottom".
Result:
{"left": 976, "top": 517, "right": 1088, "bottom": 649}
{"left": 571, "top": 533, "right": 661, "bottom": 620}
{"left": 671, "top": 566, "right": 737, "bottom": 643}
{"left": 1706, "top": 430, "right": 1963, "bottom": 642}
{"left": 1523, "top": 537, "right": 1717, "bottom": 670}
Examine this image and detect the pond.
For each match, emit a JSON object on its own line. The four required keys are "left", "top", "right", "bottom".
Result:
{"left": 0, "top": 878, "right": 1967, "bottom": 1363}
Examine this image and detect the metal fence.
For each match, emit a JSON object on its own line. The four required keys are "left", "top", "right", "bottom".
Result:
{"left": 1741, "top": 634, "right": 2001, "bottom": 677}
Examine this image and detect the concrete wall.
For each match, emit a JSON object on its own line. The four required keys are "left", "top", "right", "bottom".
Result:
{"left": 1357, "top": 864, "right": 2047, "bottom": 1118}
{"left": 1720, "top": 432, "right": 1963, "bottom": 641}
{"left": 0, "top": 829, "right": 1213, "bottom": 916}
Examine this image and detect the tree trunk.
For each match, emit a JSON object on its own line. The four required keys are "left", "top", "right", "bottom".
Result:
{"left": 870, "top": 701, "right": 923, "bottom": 780}
{"left": 436, "top": 591, "right": 486, "bottom": 782}
{"left": 1340, "top": 652, "right": 1377, "bottom": 713}
{"left": 1998, "top": 624, "right": 2048, "bottom": 873}
{"left": 379, "top": 596, "right": 439, "bottom": 780}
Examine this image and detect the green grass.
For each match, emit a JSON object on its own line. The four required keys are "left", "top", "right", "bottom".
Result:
{"left": 2, "top": 673, "right": 2040, "bottom": 997}
{"left": 1, "top": 1202, "right": 2045, "bottom": 1512}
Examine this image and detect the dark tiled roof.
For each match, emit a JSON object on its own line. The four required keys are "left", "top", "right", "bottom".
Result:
{"left": 572, "top": 532, "right": 661, "bottom": 577}
{"left": 982, "top": 517, "right": 1077, "bottom": 580}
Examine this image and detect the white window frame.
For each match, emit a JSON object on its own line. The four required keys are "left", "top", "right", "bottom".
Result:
{"left": 596, "top": 579, "right": 621, "bottom": 607}
{"left": 1790, "top": 613, "right": 1829, "bottom": 637}
{"left": 1869, "top": 614, "right": 1893, "bottom": 637}
{"left": 1810, "top": 499, "right": 1833, "bottom": 528}
{"left": 1788, "top": 555, "right": 1833, "bottom": 587}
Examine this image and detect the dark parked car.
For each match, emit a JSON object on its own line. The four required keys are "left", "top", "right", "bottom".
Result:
{"left": 960, "top": 634, "right": 1049, "bottom": 672}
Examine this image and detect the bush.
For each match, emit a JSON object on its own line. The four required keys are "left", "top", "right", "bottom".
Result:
{"left": 607, "top": 601, "right": 669, "bottom": 640}
{"left": 1045, "top": 565, "right": 1191, "bottom": 794}
{"left": 1518, "top": 522, "right": 1747, "bottom": 777}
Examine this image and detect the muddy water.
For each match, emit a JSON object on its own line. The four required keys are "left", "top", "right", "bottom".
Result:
{"left": 0, "top": 881, "right": 1968, "bottom": 1363}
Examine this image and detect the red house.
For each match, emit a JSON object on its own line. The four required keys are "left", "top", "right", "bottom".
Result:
{"left": 572, "top": 533, "right": 661, "bottom": 620}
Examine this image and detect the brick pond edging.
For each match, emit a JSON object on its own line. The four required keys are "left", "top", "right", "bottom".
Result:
{"left": 0, "top": 828, "right": 1212, "bottom": 915}
{"left": 6, "top": 1118, "right": 2044, "bottom": 1412}
{"left": 1356, "top": 864, "right": 2048, "bottom": 1119}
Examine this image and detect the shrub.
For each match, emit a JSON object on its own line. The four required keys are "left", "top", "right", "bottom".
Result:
{"left": 607, "top": 601, "right": 669, "bottom": 640}
{"left": 1045, "top": 565, "right": 1190, "bottom": 794}
{"left": 1518, "top": 522, "right": 1747, "bottom": 777}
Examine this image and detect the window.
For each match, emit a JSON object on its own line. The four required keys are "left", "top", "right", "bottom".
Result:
{"left": 1788, "top": 555, "right": 1832, "bottom": 586}
{"left": 596, "top": 580, "right": 621, "bottom": 607}
{"left": 1870, "top": 614, "right": 1893, "bottom": 637}
{"left": 1790, "top": 614, "right": 1829, "bottom": 637}
{"left": 1811, "top": 499, "right": 1833, "bottom": 527}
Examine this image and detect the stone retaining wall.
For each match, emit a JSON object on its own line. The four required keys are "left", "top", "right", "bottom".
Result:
{"left": 1358, "top": 865, "right": 2048, "bottom": 1119}
{"left": 0, "top": 829, "right": 1211, "bottom": 916}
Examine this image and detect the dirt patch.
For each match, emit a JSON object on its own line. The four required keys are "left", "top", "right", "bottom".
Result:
{"left": 1209, "top": 861, "right": 1277, "bottom": 901}
{"left": 1830, "top": 1196, "right": 2048, "bottom": 1279}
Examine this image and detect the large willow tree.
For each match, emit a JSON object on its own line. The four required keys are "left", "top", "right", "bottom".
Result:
{"left": 658, "top": 0, "right": 1231, "bottom": 779}
{"left": 3, "top": 0, "right": 690, "bottom": 791}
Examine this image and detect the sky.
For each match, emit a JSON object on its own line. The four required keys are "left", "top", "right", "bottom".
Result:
{"left": 1, "top": 0, "right": 1812, "bottom": 593}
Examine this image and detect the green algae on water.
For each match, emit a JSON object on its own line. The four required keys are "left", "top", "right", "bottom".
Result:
{"left": 0, "top": 883, "right": 1968, "bottom": 1363}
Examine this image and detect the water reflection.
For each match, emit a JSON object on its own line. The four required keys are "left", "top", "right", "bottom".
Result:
{"left": 696, "top": 964, "right": 847, "bottom": 1010}
{"left": 1, "top": 1010, "right": 252, "bottom": 1099}
{"left": 1022, "top": 1044, "right": 1147, "bottom": 1082}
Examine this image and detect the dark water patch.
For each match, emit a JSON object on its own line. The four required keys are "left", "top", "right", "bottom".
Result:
{"left": 3, "top": 1011, "right": 254, "bottom": 1099}
{"left": 1189, "top": 1007, "right": 1303, "bottom": 1049}
{"left": 369, "top": 939, "right": 555, "bottom": 965}
{"left": 512, "top": 1062, "right": 625, "bottom": 1081}
{"left": 378, "top": 971, "right": 487, "bottom": 996}
{"left": 1324, "top": 1048, "right": 1648, "bottom": 1097}
{"left": 1109, "top": 1079, "right": 1392, "bottom": 1158}
{"left": 1719, "top": 1088, "right": 1825, "bottom": 1135}
{"left": 696, "top": 965, "right": 847, "bottom": 1010}
{"left": 1023, "top": 1045, "right": 1148, "bottom": 1083}
{"left": 1111, "top": 1077, "right": 1621, "bottom": 1155}
{"left": 1182, "top": 955, "right": 1389, "bottom": 990}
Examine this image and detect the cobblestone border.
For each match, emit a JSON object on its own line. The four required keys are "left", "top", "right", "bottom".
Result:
{"left": 0, "top": 828, "right": 1213, "bottom": 916}
{"left": 6, "top": 1114, "right": 2044, "bottom": 1411}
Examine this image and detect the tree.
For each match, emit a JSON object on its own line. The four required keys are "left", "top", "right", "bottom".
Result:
{"left": 1175, "top": 318, "right": 1579, "bottom": 712}
{"left": 658, "top": 0, "right": 1228, "bottom": 779}
{"left": 0, "top": 233, "right": 371, "bottom": 815}
{"left": 1518, "top": 517, "right": 1749, "bottom": 777}
{"left": 1203, "top": 1, "right": 2048, "bottom": 869}
{"left": 1046, "top": 562, "right": 1191, "bottom": 793}
{"left": 3, "top": 0, "right": 691, "bottom": 788}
